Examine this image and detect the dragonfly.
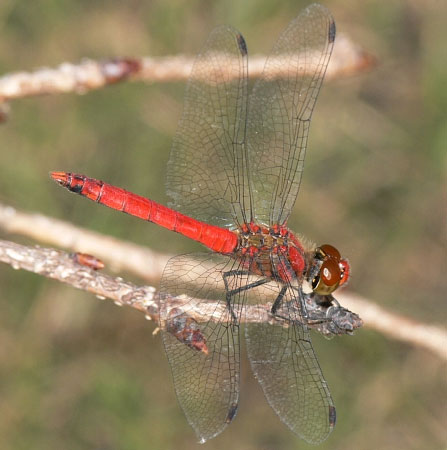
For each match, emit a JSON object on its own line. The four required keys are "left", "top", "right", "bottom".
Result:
{"left": 51, "top": 3, "right": 362, "bottom": 444}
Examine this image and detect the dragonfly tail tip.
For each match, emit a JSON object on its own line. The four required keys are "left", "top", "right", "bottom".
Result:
{"left": 49, "top": 171, "right": 69, "bottom": 186}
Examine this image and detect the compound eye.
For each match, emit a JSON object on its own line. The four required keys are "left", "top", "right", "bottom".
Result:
{"left": 312, "top": 259, "right": 341, "bottom": 295}
{"left": 320, "top": 259, "right": 341, "bottom": 286}
{"left": 319, "top": 244, "right": 341, "bottom": 261}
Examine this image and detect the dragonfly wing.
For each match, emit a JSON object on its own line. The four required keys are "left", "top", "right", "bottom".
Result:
{"left": 245, "top": 253, "right": 335, "bottom": 444}
{"left": 247, "top": 3, "right": 335, "bottom": 225}
{"left": 166, "top": 26, "right": 250, "bottom": 229}
{"left": 159, "top": 253, "right": 249, "bottom": 442}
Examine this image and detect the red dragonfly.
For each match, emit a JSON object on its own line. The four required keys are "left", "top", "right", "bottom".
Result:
{"left": 52, "top": 3, "right": 362, "bottom": 444}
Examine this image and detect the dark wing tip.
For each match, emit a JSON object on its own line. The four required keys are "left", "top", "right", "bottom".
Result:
{"left": 225, "top": 402, "right": 239, "bottom": 424}
{"left": 236, "top": 33, "right": 248, "bottom": 56}
{"left": 329, "top": 405, "right": 337, "bottom": 428}
{"left": 328, "top": 19, "right": 336, "bottom": 43}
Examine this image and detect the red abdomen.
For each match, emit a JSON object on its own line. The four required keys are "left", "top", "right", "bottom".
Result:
{"left": 51, "top": 172, "right": 238, "bottom": 254}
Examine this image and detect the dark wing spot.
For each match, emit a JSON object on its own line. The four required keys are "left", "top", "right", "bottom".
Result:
{"left": 329, "top": 405, "right": 337, "bottom": 428}
{"left": 236, "top": 33, "right": 248, "bottom": 56}
{"left": 328, "top": 20, "right": 336, "bottom": 43}
{"left": 225, "top": 403, "right": 239, "bottom": 423}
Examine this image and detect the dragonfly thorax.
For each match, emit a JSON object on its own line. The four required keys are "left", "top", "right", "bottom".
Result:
{"left": 235, "top": 223, "right": 350, "bottom": 294}
{"left": 235, "top": 222, "right": 307, "bottom": 281}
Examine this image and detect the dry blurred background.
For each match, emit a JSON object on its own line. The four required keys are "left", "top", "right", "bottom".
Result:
{"left": 0, "top": 0, "right": 445, "bottom": 449}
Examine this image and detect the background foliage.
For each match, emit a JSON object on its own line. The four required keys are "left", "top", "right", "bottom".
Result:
{"left": 0, "top": 0, "right": 445, "bottom": 449}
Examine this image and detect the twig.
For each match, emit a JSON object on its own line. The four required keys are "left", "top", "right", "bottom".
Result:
{"left": 0, "top": 239, "right": 361, "bottom": 338}
{"left": 0, "top": 34, "right": 375, "bottom": 104}
{"left": 0, "top": 207, "right": 445, "bottom": 360}
{"left": 338, "top": 293, "right": 447, "bottom": 360}
{"left": 0, "top": 202, "right": 168, "bottom": 281}
{"left": 0, "top": 238, "right": 158, "bottom": 314}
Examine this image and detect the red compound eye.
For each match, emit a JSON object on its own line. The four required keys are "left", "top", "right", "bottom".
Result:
{"left": 312, "top": 259, "right": 341, "bottom": 295}
{"left": 319, "top": 244, "right": 341, "bottom": 261}
{"left": 313, "top": 244, "right": 348, "bottom": 294}
{"left": 320, "top": 259, "right": 341, "bottom": 286}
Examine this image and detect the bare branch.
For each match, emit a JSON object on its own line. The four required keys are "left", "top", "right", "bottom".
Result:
{"left": 0, "top": 209, "right": 445, "bottom": 360}
{"left": 337, "top": 292, "right": 447, "bottom": 360}
{"left": 0, "top": 202, "right": 168, "bottom": 281}
{"left": 0, "top": 239, "right": 361, "bottom": 339}
{"left": 0, "top": 34, "right": 375, "bottom": 105}
{"left": 0, "top": 238, "right": 158, "bottom": 316}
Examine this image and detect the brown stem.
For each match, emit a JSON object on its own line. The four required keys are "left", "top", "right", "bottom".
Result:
{"left": 0, "top": 239, "right": 358, "bottom": 337}
{"left": 0, "top": 208, "right": 445, "bottom": 360}
{"left": 0, "top": 34, "right": 375, "bottom": 105}
{"left": 0, "top": 202, "right": 168, "bottom": 282}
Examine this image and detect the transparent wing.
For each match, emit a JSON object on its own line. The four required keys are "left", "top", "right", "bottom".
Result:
{"left": 247, "top": 3, "right": 335, "bottom": 225}
{"left": 245, "top": 252, "right": 335, "bottom": 444}
{"left": 160, "top": 253, "right": 251, "bottom": 442}
{"left": 166, "top": 26, "right": 250, "bottom": 229}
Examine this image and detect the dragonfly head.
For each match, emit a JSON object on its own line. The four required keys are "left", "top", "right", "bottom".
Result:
{"left": 309, "top": 244, "right": 350, "bottom": 295}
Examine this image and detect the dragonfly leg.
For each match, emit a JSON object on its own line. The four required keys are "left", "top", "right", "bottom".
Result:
{"left": 291, "top": 284, "right": 310, "bottom": 321}
{"left": 222, "top": 270, "right": 270, "bottom": 323}
{"left": 270, "top": 285, "right": 288, "bottom": 315}
{"left": 269, "top": 284, "right": 310, "bottom": 329}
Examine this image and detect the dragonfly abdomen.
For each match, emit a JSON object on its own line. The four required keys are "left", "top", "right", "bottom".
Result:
{"left": 50, "top": 172, "right": 238, "bottom": 254}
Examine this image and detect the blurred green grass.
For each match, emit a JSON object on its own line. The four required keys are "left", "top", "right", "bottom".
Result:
{"left": 0, "top": 1, "right": 446, "bottom": 449}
